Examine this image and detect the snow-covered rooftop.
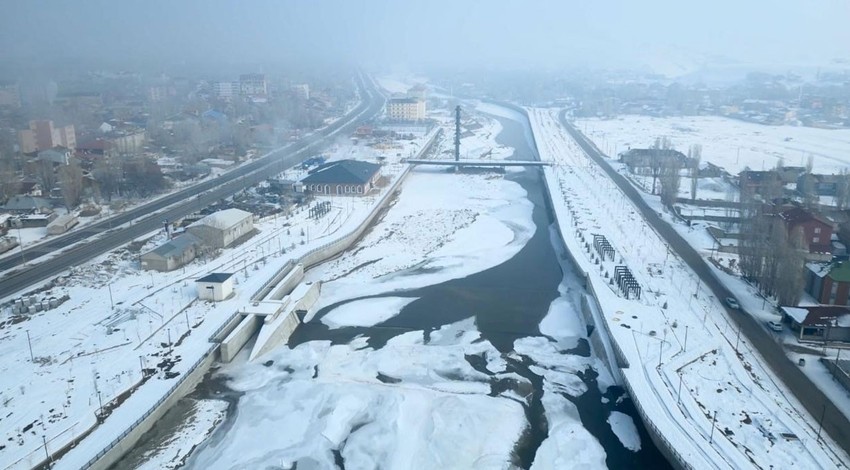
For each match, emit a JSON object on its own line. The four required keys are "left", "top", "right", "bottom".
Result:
{"left": 190, "top": 208, "right": 252, "bottom": 230}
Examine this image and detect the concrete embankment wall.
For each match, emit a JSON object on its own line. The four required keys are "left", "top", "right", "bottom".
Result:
{"left": 268, "top": 264, "right": 305, "bottom": 301}
{"left": 86, "top": 346, "right": 219, "bottom": 470}
{"left": 499, "top": 102, "right": 691, "bottom": 470}
{"left": 220, "top": 314, "right": 261, "bottom": 362}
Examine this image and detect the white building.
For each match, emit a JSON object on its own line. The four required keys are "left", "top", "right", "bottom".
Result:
{"left": 240, "top": 73, "right": 268, "bottom": 98}
{"left": 214, "top": 81, "right": 240, "bottom": 100}
{"left": 386, "top": 98, "right": 426, "bottom": 121}
{"left": 291, "top": 83, "right": 310, "bottom": 100}
{"left": 196, "top": 272, "right": 235, "bottom": 301}
{"left": 186, "top": 208, "right": 254, "bottom": 249}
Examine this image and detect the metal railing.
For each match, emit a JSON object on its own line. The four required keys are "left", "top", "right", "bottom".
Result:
{"left": 79, "top": 344, "right": 217, "bottom": 469}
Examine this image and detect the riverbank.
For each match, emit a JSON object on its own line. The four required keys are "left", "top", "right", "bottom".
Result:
{"left": 529, "top": 106, "right": 848, "bottom": 469}
{"left": 176, "top": 104, "right": 669, "bottom": 469}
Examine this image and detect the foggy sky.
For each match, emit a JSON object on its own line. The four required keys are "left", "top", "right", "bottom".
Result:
{"left": 2, "top": 0, "right": 848, "bottom": 71}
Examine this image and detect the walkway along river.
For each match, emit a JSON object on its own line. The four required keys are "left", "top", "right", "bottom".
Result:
{"left": 115, "top": 105, "right": 672, "bottom": 469}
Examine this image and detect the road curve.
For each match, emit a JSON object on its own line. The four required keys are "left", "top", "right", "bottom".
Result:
{"left": 0, "top": 74, "right": 385, "bottom": 296}
{"left": 558, "top": 110, "right": 850, "bottom": 459}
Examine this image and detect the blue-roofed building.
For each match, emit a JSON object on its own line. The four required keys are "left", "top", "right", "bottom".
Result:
{"left": 300, "top": 159, "right": 381, "bottom": 196}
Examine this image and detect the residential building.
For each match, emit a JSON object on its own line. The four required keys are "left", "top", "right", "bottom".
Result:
{"left": 739, "top": 170, "right": 780, "bottom": 195}
{"left": 806, "top": 261, "right": 850, "bottom": 305}
{"left": 37, "top": 147, "right": 72, "bottom": 165}
{"left": 0, "top": 80, "right": 20, "bottom": 108}
{"left": 291, "top": 83, "right": 310, "bottom": 100}
{"left": 619, "top": 148, "right": 690, "bottom": 174}
{"left": 91, "top": 121, "right": 146, "bottom": 155}
{"left": 779, "top": 207, "right": 833, "bottom": 253}
{"left": 18, "top": 120, "right": 77, "bottom": 153}
{"left": 300, "top": 160, "right": 381, "bottom": 196}
{"left": 796, "top": 173, "right": 842, "bottom": 197}
{"left": 186, "top": 208, "right": 254, "bottom": 249}
{"left": 196, "top": 272, "right": 235, "bottom": 301}
{"left": 240, "top": 73, "right": 268, "bottom": 98}
{"left": 140, "top": 233, "right": 203, "bottom": 272}
{"left": 386, "top": 98, "right": 426, "bottom": 121}
{"left": 781, "top": 305, "right": 850, "bottom": 343}
{"left": 214, "top": 81, "right": 240, "bottom": 100}
{"left": 1, "top": 196, "right": 52, "bottom": 214}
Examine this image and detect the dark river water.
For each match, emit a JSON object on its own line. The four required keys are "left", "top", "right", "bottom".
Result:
{"left": 114, "top": 106, "right": 671, "bottom": 469}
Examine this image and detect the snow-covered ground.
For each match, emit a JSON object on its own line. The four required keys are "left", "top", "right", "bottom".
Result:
{"left": 577, "top": 110, "right": 850, "bottom": 433}
{"left": 0, "top": 131, "right": 435, "bottom": 469}
{"left": 185, "top": 107, "right": 639, "bottom": 468}
{"left": 375, "top": 75, "right": 428, "bottom": 95}
{"left": 530, "top": 107, "right": 849, "bottom": 469}
{"left": 577, "top": 115, "right": 850, "bottom": 174}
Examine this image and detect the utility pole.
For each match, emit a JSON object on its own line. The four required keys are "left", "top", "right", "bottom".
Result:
{"left": 735, "top": 327, "right": 741, "bottom": 354}
{"left": 709, "top": 410, "right": 718, "bottom": 444}
{"left": 108, "top": 283, "right": 115, "bottom": 310}
{"left": 677, "top": 374, "right": 683, "bottom": 404}
{"left": 816, "top": 403, "right": 826, "bottom": 443}
{"left": 454, "top": 105, "right": 461, "bottom": 172}
{"left": 658, "top": 340, "right": 663, "bottom": 368}
{"left": 25, "top": 330, "right": 34, "bottom": 361}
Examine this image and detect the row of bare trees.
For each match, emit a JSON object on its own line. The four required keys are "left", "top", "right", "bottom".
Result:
{"left": 738, "top": 188, "right": 806, "bottom": 305}
{"left": 650, "top": 137, "right": 691, "bottom": 207}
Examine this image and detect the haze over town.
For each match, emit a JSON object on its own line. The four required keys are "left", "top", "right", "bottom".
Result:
{"left": 1, "top": 1, "right": 850, "bottom": 470}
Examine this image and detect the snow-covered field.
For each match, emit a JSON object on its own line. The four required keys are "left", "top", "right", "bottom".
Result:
{"left": 530, "top": 107, "right": 849, "bottom": 469}
{"left": 0, "top": 130, "right": 434, "bottom": 469}
{"left": 577, "top": 115, "right": 850, "bottom": 174}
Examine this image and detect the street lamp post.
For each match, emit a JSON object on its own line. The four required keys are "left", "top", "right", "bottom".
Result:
{"left": 16, "top": 224, "right": 24, "bottom": 262}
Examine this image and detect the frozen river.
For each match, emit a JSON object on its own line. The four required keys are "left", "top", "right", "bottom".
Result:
{"left": 117, "top": 106, "right": 671, "bottom": 469}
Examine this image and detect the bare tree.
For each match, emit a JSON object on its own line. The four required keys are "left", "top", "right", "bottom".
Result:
{"left": 36, "top": 160, "right": 57, "bottom": 194}
{"left": 689, "top": 144, "right": 702, "bottom": 201}
{"left": 659, "top": 155, "right": 683, "bottom": 206}
{"left": 836, "top": 168, "right": 850, "bottom": 209}
{"left": 91, "top": 157, "right": 123, "bottom": 201}
{"left": 0, "top": 157, "right": 16, "bottom": 201}
{"left": 59, "top": 159, "right": 83, "bottom": 210}
{"left": 649, "top": 136, "right": 672, "bottom": 195}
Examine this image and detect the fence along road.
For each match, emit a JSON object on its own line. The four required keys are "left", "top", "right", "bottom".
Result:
{"left": 558, "top": 109, "right": 850, "bottom": 459}
{"left": 0, "top": 74, "right": 386, "bottom": 297}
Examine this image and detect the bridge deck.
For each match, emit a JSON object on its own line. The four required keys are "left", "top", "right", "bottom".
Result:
{"left": 406, "top": 159, "right": 551, "bottom": 167}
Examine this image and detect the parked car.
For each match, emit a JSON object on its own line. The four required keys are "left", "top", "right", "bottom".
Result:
{"left": 725, "top": 297, "right": 740, "bottom": 310}
{"left": 766, "top": 320, "right": 783, "bottom": 332}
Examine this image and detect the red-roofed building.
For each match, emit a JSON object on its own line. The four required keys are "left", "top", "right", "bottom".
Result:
{"left": 779, "top": 207, "right": 833, "bottom": 254}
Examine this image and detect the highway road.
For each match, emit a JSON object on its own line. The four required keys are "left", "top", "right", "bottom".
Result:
{"left": 0, "top": 73, "right": 386, "bottom": 296}
{"left": 558, "top": 110, "right": 850, "bottom": 459}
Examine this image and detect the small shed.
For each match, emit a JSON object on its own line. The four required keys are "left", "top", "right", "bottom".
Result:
{"left": 47, "top": 214, "right": 79, "bottom": 235}
{"left": 196, "top": 272, "right": 235, "bottom": 301}
{"left": 140, "top": 233, "right": 202, "bottom": 272}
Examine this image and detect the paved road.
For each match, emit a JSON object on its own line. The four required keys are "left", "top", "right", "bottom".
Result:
{"left": 558, "top": 110, "right": 850, "bottom": 459}
{"left": 0, "top": 74, "right": 385, "bottom": 296}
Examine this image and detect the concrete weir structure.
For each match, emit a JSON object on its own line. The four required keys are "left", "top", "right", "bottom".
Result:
{"left": 77, "top": 124, "right": 442, "bottom": 470}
